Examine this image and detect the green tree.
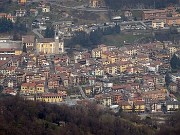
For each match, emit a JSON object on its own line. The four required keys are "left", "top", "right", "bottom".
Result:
{"left": 23, "top": 43, "right": 27, "bottom": 53}
{"left": 170, "top": 54, "right": 179, "bottom": 69}
{"left": 44, "top": 26, "right": 54, "bottom": 38}
{"left": 0, "top": 17, "right": 13, "bottom": 33}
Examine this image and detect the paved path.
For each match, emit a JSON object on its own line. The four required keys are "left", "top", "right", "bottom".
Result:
{"left": 32, "top": 29, "right": 44, "bottom": 38}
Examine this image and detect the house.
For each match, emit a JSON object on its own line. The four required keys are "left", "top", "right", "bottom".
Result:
{"left": 134, "top": 101, "right": 145, "bottom": 113}
{"left": 119, "top": 101, "right": 132, "bottom": 112}
{"left": 169, "top": 82, "right": 177, "bottom": 93}
{"left": 15, "top": 9, "right": 26, "bottom": 17}
{"left": 36, "top": 83, "right": 45, "bottom": 93}
{"left": 42, "top": 6, "right": 50, "bottom": 13}
{"left": 92, "top": 48, "right": 101, "bottom": 58}
{"left": 124, "top": 10, "right": 132, "bottom": 18}
{"left": 95, "top": 94, "right": 112, "bottom": 106}
{"left": 18, "top": 0, "right": 27, "bottom": 4}
{"left": 142, "top": 10, "right": 167, "bottom": 20}
{"left": 171, "top": 73, "right": 180, "bottom": 83}
{"left": 36, "top": 37, "right": 64, "bottom": 54}
{"left": 30, "top": 9, "right": 38, "bottom": 16}
{"left": 0, "top": 13, "right": 16, "bottom": 23}
{"left": 2, "top": 87, "right": 17, "bottom": 96}
{"left": 89, "top": 0, "right": 103, "bottom": 8}
{"left": 152, "top": 19, "right": 165, "bottom": 29}
{"left": 48, "top": 77, "right": 60, "bottom": 89}
{"left": 151, "top": 102, "right": 163, "bottom": 112}
{"left": 166, "top": 101, "right": 180, "bottom": 112}
{"left": 166, "top": 17, "right": 180, "bottom": 26}
{"left": 3, "top": 76, "right": 17, "bottom": 88}
{"left": 142, "top": 90, "right": 167, "bottom": 103}
{"left": 84, "top": 86, "right": 92, "bottom": 96}
{"left": 110, "top": 92, "right": 123, "bottom": 104}
{"left": 21, "top": 82, "right": 36, "bottom": 95}
{"left": 117, "top": 61, "right": 133, "bottom": 73}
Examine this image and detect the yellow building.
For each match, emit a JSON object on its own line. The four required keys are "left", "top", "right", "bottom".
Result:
{"left": 106, "top": 64, "right": 117, "bottom": 75}
{"left": 18, "top": 0, "right": 27, "bottom": 4}
{"left": 98, "top": 44, "right": 108, "bottom": 52}
{"left": 95, "top": 67, "right": 104, "bottom": 76}
{"left": 36, "top": 84, "right": 45, "bottom": 93}
{"left": 36, "top": 37, "right": 64, "bottom": 54}
{"left": 134, "top": 101, "right": 145, "bottom": 113}
{"left": 152, "top": 19, "right": 165, "bottom": 29}
{"left": 15, "top": 49, "right": 22, "bottom": 55}
{"left": 89, "top": 0, "right": 102, "bottom": 8}
{"left": 119, "top": 101, "right": 132, "bottom": 112}
{"left": 36, "top": 93, "right": 64, "bottom": 103}
{"left": 21, "top": 82, "right": 36, "bottom": 95}
{"left": 108, "top": 54, "right": 117, "bottom": 64}
{"left": 101, "top": 58, "right": 110, "bottom": 65}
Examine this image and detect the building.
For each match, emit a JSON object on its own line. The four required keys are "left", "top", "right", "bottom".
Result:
{"left": 142, "top": 10, "right": 167, "bottom": 20}
{"left": 36, "top": 36, "right": 64, "bottom": 54}
{"left": 42, "top": 6, "right": 50, "bottom": 13}
{"left": 152, "top": 19, "right": 165, "bottom": 29}
{"left": 15, "top": 9, "right": 26, "bottom": 17}
{"left": 22, "top": 35, "right": 35, "bottom": 50}
{"left": 0, "top": 13, "right": 16, "bottom": 23}
{"left": 166, "top": 17, "right": 180, "bottom": 26}
{"left": 36, "top": 93, "right": 65, "bottom": 103}
{"left": 89, "top": 0, "right": 103, "bottom": 8}
{"left": 18, "top": 0, "right": 27, "bottom": 4}
{"left": 0, "top": 48, "right": 22, "bottom": 55}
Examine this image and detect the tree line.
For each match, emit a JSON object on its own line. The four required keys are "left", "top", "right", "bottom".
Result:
{"left": 104, "top": 0, "right": 179, "bottom": 10}
{"left": 0, "top": 17, "right": 27, "bottom": 40}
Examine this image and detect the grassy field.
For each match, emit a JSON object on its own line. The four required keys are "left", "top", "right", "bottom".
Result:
{"left": 101, "top": 33, "right": 153, "bottom": 47}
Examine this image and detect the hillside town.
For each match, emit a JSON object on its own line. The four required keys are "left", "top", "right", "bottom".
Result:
{"left": 1, "top": 0, "right": 180, "bottom": 115}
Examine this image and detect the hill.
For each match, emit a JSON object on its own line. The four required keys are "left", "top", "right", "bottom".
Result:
{"left": 0, "top": 95, "right": 156, "bottom": 135}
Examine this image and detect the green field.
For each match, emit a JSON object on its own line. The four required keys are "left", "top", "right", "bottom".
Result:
{"left": 101, "top": 33, "right": 153, "bottom": 47}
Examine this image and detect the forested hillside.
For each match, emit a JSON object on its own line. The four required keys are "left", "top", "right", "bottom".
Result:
{"left": 104, "top": 0, "right": 179, "bottom": 9}
{"left": 0, "top": 95, "right": 156, "bottom": 135}
{"left": 0, "top": 95, "right": 180, "bottom": 135}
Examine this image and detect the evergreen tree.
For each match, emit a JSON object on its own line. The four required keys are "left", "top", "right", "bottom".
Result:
{"left": 170, "top": 54, "right": 179, "bottom": 69}
{"left": 44, "top": 26, "right": 54, "bottom": 38}
{"left": 23, "top": 43, "right": 27, "bottom": 53}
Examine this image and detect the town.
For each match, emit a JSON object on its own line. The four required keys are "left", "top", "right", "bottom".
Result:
{"left": 1, "top": 0, "right": 180, "bottom": 118}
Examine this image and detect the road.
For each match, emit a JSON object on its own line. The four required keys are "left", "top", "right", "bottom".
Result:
{"left": 77, "top": 85, "right": 88, "bottom": 99}
{"left": 32, "top": 29, "right": 44, "bottom": 38}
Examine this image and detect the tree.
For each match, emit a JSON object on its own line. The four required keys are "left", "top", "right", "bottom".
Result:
{"left": 23, "top": 43, "right": 27, "bottom": 53}
{"left": 0, "top": 17, "right": 13, "bottom": 33}
{"left": 44, "top": 26, "right": 54, "bottom": 38}
{"left": 170, "top": 54, "right": 179, "bottom": 70}
{"left": 114, "top": 24, "right": 120, "bottom": 34}
{"left": 165, "top": 73, "right": 171, "bottom": 86}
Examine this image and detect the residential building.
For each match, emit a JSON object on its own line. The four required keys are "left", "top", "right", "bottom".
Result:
{"left": 89, "top": 0, "right": 103, "bottom": 8}
{"left": 152, "top": 19, "right": 165, "bottom": 29}
{"left": 142, "top": 10, "right": 167, "bottom": 20}
{"left": 15, "top": 9, "right": 26, "bottom": 17}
